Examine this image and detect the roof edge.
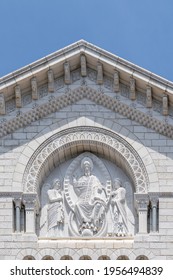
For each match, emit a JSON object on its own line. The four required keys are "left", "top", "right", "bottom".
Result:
{"left": 0, "top": 40, "right": 173, "bottom": 92}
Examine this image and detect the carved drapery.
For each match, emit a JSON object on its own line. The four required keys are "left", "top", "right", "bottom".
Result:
{"left": 39, "top": 152, "right": 135, "bottom": 238}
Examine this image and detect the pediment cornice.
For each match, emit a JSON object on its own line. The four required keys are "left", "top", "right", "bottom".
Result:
{"left": 0, "top": 83, "right": 173, "bottom": 139}
{"left": 1, "top": 40, "right": 173, "bottom": 91}
{"left": 0, "top": 40, "right": 173, "bottom": 105}
{"left": 0, "top": 40, "right": 173, "bottom": 138}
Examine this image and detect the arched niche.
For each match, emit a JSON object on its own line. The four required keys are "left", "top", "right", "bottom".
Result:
{"left": 23, "top": 126, "right": 149, "bottom": 195}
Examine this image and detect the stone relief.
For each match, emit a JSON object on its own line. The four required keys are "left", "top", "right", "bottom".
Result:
{"left": 71, "top": 157, "right": 107, "bottom": 236}
{"left": 24, "top": 128, "right": 148, "bottom": 194}
{"left": 110, "top": 179, "right": 134, "bottom": 236}
{"left": 39, "top": 152, "right": 135, "bottom": 238}
{"left": 47, "top": 179, "right": 64, "bottom": 236}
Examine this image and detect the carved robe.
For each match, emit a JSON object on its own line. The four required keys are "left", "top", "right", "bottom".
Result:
{"left": 47, "top": 189, "right": 64, "bottom": 232}
{"left": 74, "top": 174, "right": 106, "bottom": 232}
{"left": 111, "top": 187, "right": 134, "bottom": 235}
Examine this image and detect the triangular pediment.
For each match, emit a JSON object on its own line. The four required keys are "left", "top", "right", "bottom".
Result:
{"left": 0, "top": 40, "right": 173, "bottom": 138}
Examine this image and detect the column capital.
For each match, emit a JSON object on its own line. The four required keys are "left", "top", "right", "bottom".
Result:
{"left": 22, "top": 193, "right": 38, "bottom": 210}
{"left": 134, "top": 193, "right": 149, "bottom": 210}
{"left": 14, "top": 198, "right": 22, "bottom": 209}
{"left": 150, "top": 197, "right": 159, "bottom": 208}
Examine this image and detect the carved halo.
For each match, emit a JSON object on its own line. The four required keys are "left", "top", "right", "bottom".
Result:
{"left": 81, "top": 157, "right": 93, "bottom": 171}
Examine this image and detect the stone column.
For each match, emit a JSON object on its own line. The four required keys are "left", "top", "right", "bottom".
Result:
{"left": 23, "top": 195, "right": 37, "bottom": 234}
{"left": 150, "top": 197, "right": 159, "bottom": 232}
{"left": 14, "top": 198, "right": 22, "bottom": 232}
{"left": 135, "top": 194, "right": 149, "bottom": 234}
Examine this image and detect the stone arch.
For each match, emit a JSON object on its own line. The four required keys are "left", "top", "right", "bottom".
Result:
{"left": 77, "top": 248, "right": 96, "bottom": 260}
{"left": 16, "top": 248, "right": 38, "bottom": 260}
{"left": 117, "top": 255, "right": 129, "bottom": 260}
{"left": 96, "top": 249, "right": 114, "bottom": 260}
{"left": 60, "top": 255, "right": 73, "bottom": 260}
{"left": 133, "top": 248, "right": 155, "bottom": 260}
{"left": 37, "top": 249, "right": 56, "bottom": 260}
{"left": 79, "top": 255, "right": 92, "bottom": 260}
{"left": 22, "top": 126, "right": 151, "bottom": 195}
{"left": 111, "top": 249, "right": 136, "bottom": 260}
{"left": 98, "top": 255, "right": 110, "bottom": 260}
{"left": 136, "top": 255, "right": 148, "bottom": 260}
{"left": 23, "top": 255, "right": 35, "bottom": 260}
{"left": 42, "top": 255, "right": 54, "bottom": 260}
{"left": 55, "top": 248, "right": 76, "bottom": 260}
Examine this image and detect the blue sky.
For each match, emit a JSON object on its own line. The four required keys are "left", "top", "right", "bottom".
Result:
{"left": 0, "top": 0, "right": 173, "bottom": 81}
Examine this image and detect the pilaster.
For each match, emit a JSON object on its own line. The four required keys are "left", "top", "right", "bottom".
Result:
{"left": 149, "top": 194, "right": 159, "bottom": 232}
{"left": 135, "top": 193, "right": 149, "bottom": 234}
{"left": 14, "top": 198, "right": 22, "bottom": 233}
{"left": 23, "top": 194, "right": 37, "bottom": 234}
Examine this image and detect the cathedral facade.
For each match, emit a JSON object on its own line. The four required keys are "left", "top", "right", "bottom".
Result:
{"left": 0, "top": 40, "right": 173, "bottom": 259}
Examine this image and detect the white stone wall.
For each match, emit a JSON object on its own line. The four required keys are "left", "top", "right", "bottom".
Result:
{"left": 0, "top": 89, "right": 173, "bottom": 259}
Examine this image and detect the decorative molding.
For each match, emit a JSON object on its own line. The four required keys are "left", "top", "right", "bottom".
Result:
{"left": 14, "top": 198, "right": 22, "bottom": 209}
{"left": 23, "top": 126, "right": 149, "bottom": 194}
{"left": 23, "top": 193, "right": 38, "bottom": 211}
{"left": 0, "top": 85, "right": 173, "bottom": 139}
{"left": 134, "top": 193, "right": 149, "bottom": 210}
{"left": 0, "top": 192, "right": 23, "bottom": 198}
